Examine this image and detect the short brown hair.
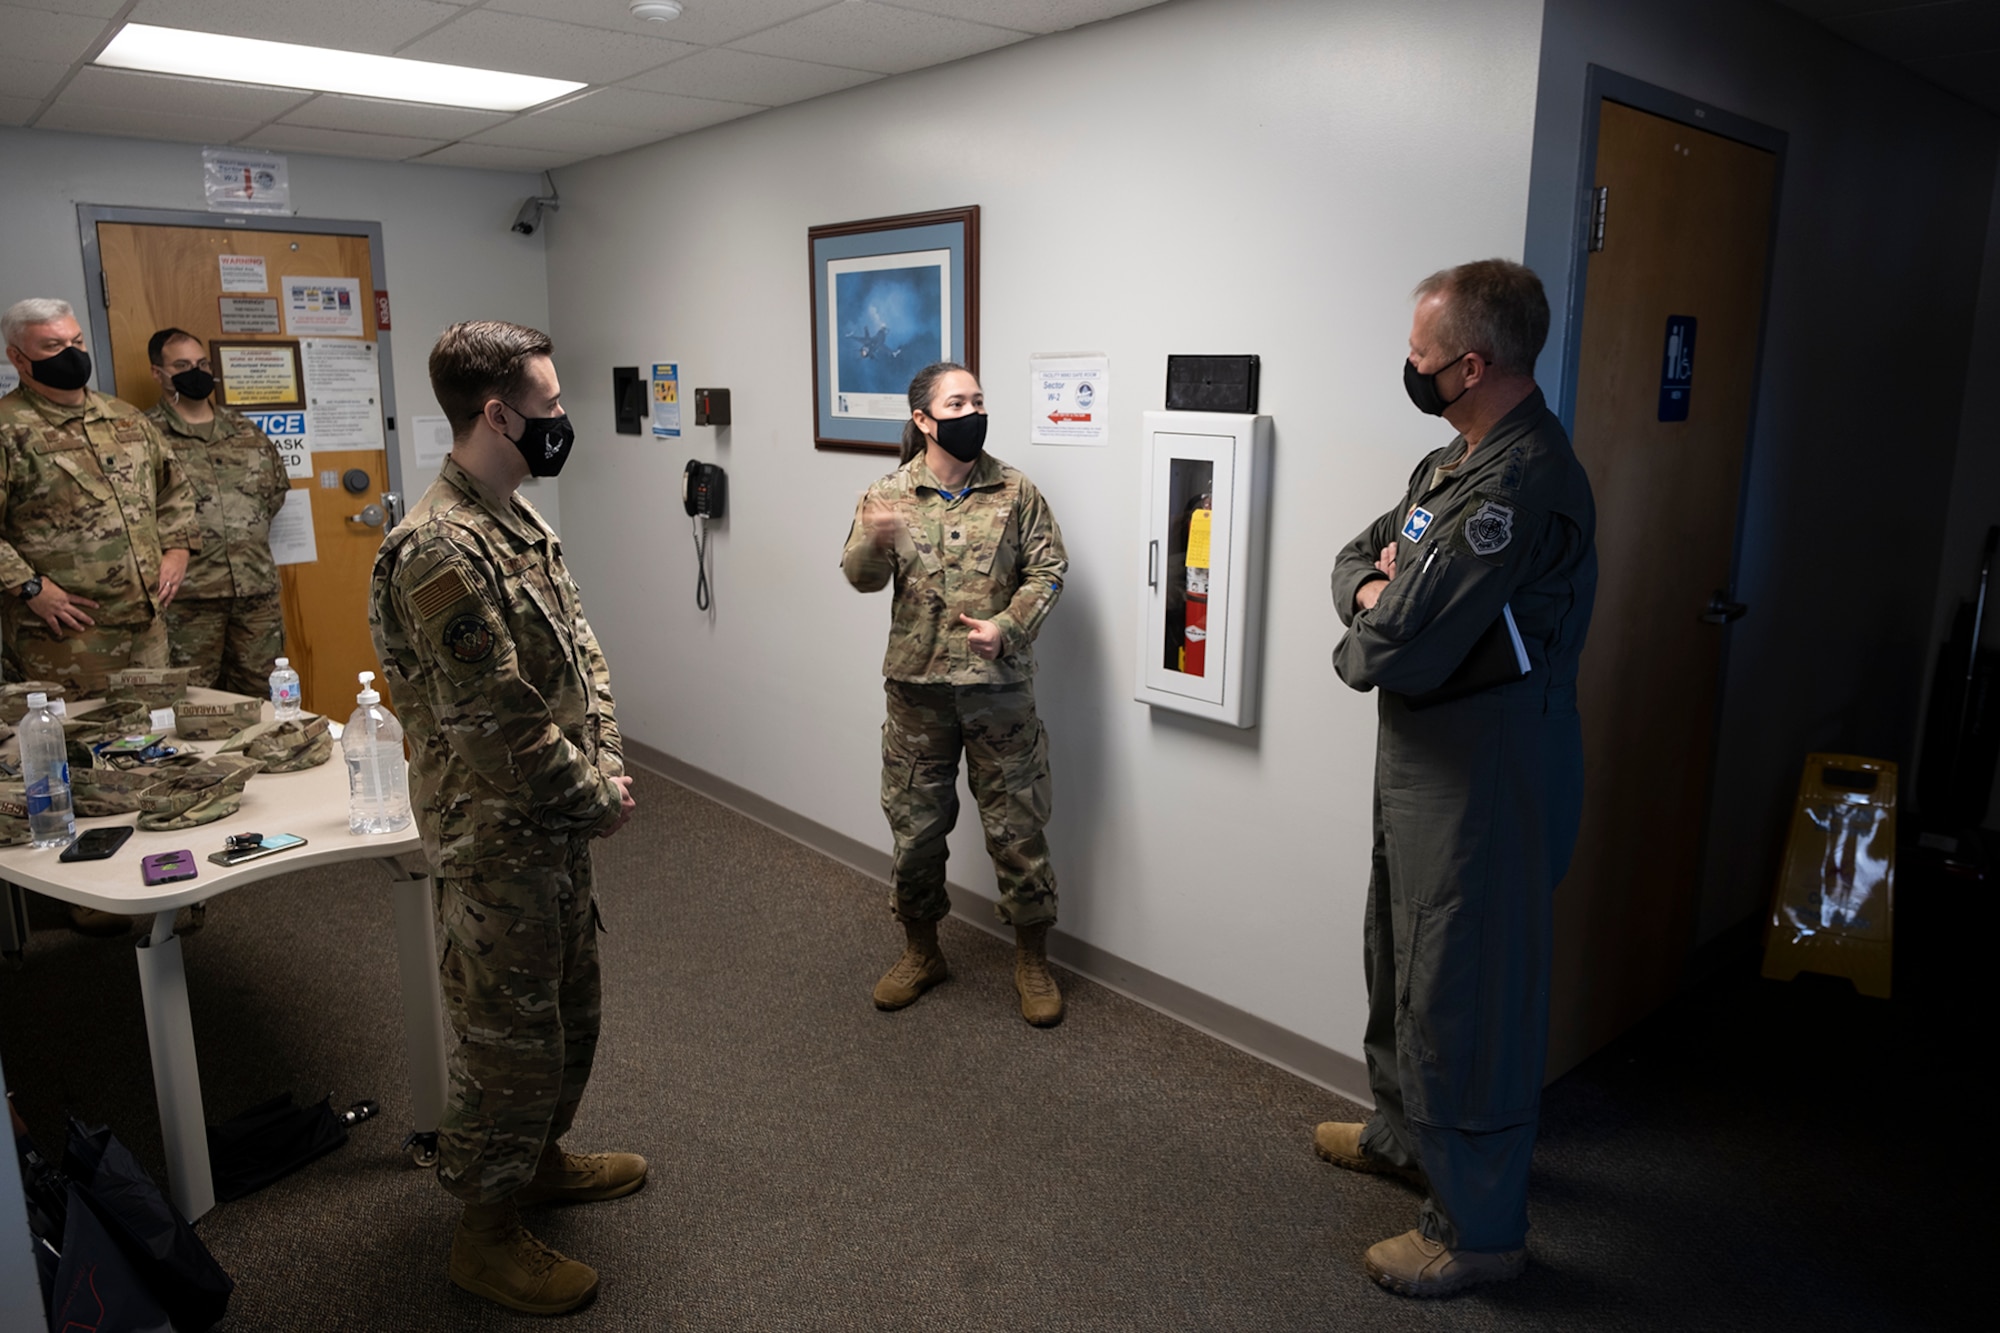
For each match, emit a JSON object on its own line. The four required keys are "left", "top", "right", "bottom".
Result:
{"left": 428, "top": 320, "right": 554, "bottom": 441}
{"left": 1412, "top": 259, "right": 1550, "bottom": 377}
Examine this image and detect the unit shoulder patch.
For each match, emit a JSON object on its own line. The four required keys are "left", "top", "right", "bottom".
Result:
{"left": 442, "top": 613, "right": 495, "bottom": 665}
{"left": 1462, "top": 500, "right": 1516, "bottom": 558}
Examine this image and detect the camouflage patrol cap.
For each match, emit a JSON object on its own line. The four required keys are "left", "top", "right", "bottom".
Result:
{"left": 72, "top": 763, "right": 160, "bottom": 817}
{"left": 174, "top": 698, "right": 263, "bottom": 740}
{"left": 64, "top": 700, "right": 156, "bottom": 767}
{"left": 0, "top": 681, "right": 66, "bottom": 725}
{"left": 0, "top": 782, "right": 28, "bottom": 847}
{"left": 136, "top": 754, "right": 264, "bottom": 831}
{"left": 219, "top": 715, "right": 331, "bottom": 773}
{"left": 107, "top": 666, "right": 195, "bottom": 709}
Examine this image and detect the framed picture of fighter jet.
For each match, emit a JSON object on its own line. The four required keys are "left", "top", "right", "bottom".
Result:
{"left": 809, "top": 205, "right": 979, "bottom": 453}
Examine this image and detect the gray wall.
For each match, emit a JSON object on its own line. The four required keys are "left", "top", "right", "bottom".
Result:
{"left": 545, "top": 0, "right": 1547, "bottom": 1060}
{"left": 1522, "top": 0, "right": 2000, "bottom": 942}
{"left": 0, "top": 126, "right": 561, "bottom": 527}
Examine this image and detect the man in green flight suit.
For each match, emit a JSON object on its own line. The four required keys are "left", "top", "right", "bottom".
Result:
{"left": 143, "top": 327, "right": 291, "bottom": 694}
{"left": 1319, "top": 260, "right": 1597, "bottom": 1297}
{"left": 370, "top": 320, "right": 642, "bottom": 1316}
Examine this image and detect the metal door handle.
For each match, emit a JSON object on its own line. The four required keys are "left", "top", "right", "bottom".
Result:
{"left": 1699, "top": 591, "right": 1748, "bottom": 625}
{"left": 1148, "top": 540, "right": 1159, "bottom": 588}
{"left": 348, "top": 504, "right": 386, "bottom": 528}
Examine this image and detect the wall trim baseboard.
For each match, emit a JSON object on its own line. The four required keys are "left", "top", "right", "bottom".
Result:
{"left": 624, "top": 740, "right": 1374, "bottom": 1108}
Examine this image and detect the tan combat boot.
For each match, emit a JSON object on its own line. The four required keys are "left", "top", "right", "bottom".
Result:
{"left": 1364, "top": 1229, "right": 1526, "bottom": 1297}
{"left": 449, "top": 1198, "right": 600, "bottom": 1315}
{"left": 872, "top": 918, "right": 949, "bottom": 1010}
{"left": 1014, "top": 921, "right": 1064, "bottom": 1027}
{"left": 1312, "top": 1121, "right": 1425, "bottom": 1186}
{"left": 515, "top": 1145, "right": 649, "bottom": 1207}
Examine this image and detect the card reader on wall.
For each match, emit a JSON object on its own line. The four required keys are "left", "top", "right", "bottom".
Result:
{"left": 1166, "top": 355, "right": 1260, "bottom": 413}
{"left": 612, "top": 366, "right": 647, "bottom": 435}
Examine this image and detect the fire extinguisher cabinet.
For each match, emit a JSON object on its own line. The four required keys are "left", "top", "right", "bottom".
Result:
{"left": 1133, "top": 410, "right": 1272, "bottom": 727}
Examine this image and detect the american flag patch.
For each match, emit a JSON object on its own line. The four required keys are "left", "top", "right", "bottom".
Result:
{"left": 410, "top": 567, "right": 472, "bottom": 621}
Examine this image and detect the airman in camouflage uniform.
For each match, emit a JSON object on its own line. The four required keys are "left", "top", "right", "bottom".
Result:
{"left": 368, "top": 321, "right": 639, "bottom": 1317}
{"left": 1, "top": 300, "right": 196, "bottom": 697}
{"left": 842, "top": 362, "right": 1069, "bottom": 1026}
{"left": 145, "top": 329, "right": 291, "bottom": 695}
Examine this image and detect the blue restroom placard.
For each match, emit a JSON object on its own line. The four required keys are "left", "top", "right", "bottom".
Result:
{"left": 1658, "top": 315, "right": 1696, "bottom": 422}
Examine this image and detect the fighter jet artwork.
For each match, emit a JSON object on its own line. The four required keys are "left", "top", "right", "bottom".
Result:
{"left": 844, "top": 323, "right": 903, "bottom": 361}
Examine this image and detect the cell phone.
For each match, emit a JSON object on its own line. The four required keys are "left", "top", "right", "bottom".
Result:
{"left": 60, "top": 826, "right": 136, "bottom": 862}
{"left": 141, "top": 850, "right": 198, "bottom": 886}
{"left": 207, "top": 833, "right": 307, "bottom": 867}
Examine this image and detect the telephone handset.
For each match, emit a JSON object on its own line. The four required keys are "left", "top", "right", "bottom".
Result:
{"left": 683, "top": 460, "right": 726, "bottom": 519}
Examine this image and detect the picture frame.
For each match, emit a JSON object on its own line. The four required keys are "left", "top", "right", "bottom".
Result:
{"left": 809, "top": 205, "right": 979, "bottom": 453}
{"left": 210, "top": 337, "right": 304, "bottom": 409}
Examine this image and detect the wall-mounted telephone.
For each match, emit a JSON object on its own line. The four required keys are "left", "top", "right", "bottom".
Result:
{"left": 683, "top": 460, "right": 726, "bottom": 519}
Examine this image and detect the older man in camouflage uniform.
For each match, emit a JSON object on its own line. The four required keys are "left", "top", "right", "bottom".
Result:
{"left": 1, "top": 298, "right": 195, "bottom": 695}
{"left": 369, "top": 320, "right": 640, "bottom": 1317}
{"left": 144, "top": 327, "right": 291, "bottom": 695}
{"left": 842, "top": 361, "right": 1069, "bottom": 1026}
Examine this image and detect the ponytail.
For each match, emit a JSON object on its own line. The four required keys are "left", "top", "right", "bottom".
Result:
{"left": 900, "top": 360, "right": 968, "bottom": 464}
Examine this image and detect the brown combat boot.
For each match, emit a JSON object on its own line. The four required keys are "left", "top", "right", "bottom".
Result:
{"left": 448, "top": 1198, "right": 600, "bottom": 1315}
{"left": 514, "top": 1146, "right": 649, "bottom": 1207}
{"left": 1013, "top": 921, "right": 1064, "bottom": 1027}
{"left": 873, "top": 918, "right": 949, "bottom": 1010}
{"left": 1364, "top": 1229, "right": 1526, "bottom": 1297}
{"left": 1313, "top": 1121, "right": 1425, "bottom": 1187}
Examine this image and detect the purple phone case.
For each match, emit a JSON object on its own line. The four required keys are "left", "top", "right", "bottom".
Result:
{"left": 141, "top": 850, "right": 198, "bottom": 885}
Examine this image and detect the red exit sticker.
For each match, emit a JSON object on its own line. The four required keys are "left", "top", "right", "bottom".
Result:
{"left": 374, "top": 290, "right": 392, "bottom": 329}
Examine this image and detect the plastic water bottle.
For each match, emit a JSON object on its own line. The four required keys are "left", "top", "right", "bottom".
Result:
{"left": 343, "top": 672, "right": 411, "bottom": 835}
{"left": 20, "top": 692, "right": 75, "bottom": 848}
{"left": 270, "top": 656, "right": 302, "bottom": 721}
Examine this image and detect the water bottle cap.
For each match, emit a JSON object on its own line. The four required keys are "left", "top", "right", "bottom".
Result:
{"left": 26, "top": 692, "right": 46, "bottom": 707}
{"left": 275, "top": 657, "right": 289, "bottom": 668}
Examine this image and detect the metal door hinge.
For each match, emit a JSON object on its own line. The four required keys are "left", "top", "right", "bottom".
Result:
{"left": 1587, "top": 187, "right": 1608, "bottom": 253}
{"left": 99, "top": 269, "right": 109, "bottom": 304}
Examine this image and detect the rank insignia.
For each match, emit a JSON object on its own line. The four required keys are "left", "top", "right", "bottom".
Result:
{"left": 1463, "top": 500, "right": 1515, "bottom": 557}
{"left": 443, "top": 613, "right": 495, "bottom": 664}
{"left": 1401, "top": 506, "right": 1434, "bottom": 542}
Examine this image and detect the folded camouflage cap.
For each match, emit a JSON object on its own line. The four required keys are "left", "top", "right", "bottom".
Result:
{"left": 0, "top": 680, "right": 66, "bottom": 725}
{"left": 0, "top": 782, "right": 28, "bottom": 847}
{"left": 137, "top": 754, "right": 265, "bottom": 831}
{"left": 73, "top": 762, "right": 161, "bottom": 817}
{"left": 63, "top": 701, "right": 156, "bottom": 767}
{"left": 219, "top": 715, "right": 331, "bottom": 773}
{"left": 174, "top": 698, "right": 264, "bottom": 740}
{"left": 106, "top": 666, "right": 195, "bottom": 710}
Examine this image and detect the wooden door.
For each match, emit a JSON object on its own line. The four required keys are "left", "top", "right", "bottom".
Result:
{"left": 95, "top": 222, "right": 389, "bottom": 717}
{"left": 1547, "top": 101, "right": 1778, "bottom": 1077}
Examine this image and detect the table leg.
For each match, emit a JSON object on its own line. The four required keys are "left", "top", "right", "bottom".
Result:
{"left": 385, "top": 863, "right": 446, "bottom": 1164}
{"left": 135, "top": 909, "right": 215, "bottom": 1221}
{"left": 0, "top": 880, "right": 26, "bottom": 968}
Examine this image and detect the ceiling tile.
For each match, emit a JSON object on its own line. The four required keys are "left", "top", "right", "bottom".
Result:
{"left": 0, "top": 3, "right": 112, "bottom": 63}
{"left": 394, "top": 9, "right": 698, "bottom": 83}
{"left": 1901, "top": 52, "right": 2000, "bottom": 116}
{"left": 488, "top": 0, "right": 842, "bottom": 46}
{"left": 0, "top": 94, "right": 41, "bottom": 127}
{"left": 536, "top": 85, "right": 754, "bottom": 129}
{"left": 1824, "top": 3, "right": 2000, "bottom": 59}
{"left": 12, "top": 0, "right": 125, "bottom": 15}
{"left": 729, "top": 0, "right": 1028, "bottom": 75}
{"left": 55, "top": 65, "right": 311, "bottom": 118}
{"left": 880, "top": 0, "right": 1168, "bottom": 34}
{"left": 34, "top": 101, "right": 266, "bottom": 143}
{"left": 278, "top": 93, "right": 511, "bottom": 139}
{"left": 127, "top": 0, "right": 467, "bottom": 55}
{"left": 241, "top": 122, "right": 449, "bottom": 159}
{"left": 0, "top": 54, "right": 72, "bottom": 100}
{"left": 415, "top": 140, "right": 583, "bottom": 170}
{"left": 623, "top": 47, "right": 879, "bottom": 105}
{"left": 468, "top": 116, "right": 669, "bottom": 156}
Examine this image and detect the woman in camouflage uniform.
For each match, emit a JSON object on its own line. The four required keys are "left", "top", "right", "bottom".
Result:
{"left": 841, "top": 362, "right": 1070, "bottom": 1027}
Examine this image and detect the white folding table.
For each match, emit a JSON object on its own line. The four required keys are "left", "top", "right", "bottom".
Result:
{"left": 0, "top": 690, "right": 446, "bottom": 1225}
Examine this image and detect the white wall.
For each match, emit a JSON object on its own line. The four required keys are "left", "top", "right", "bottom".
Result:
{"left": 0, "top": 126, "right": 561, "bottom": 527}
{"left": 546, "top": 0, "right": 1545, "bottom": 1057}
{"left": 1521, "top": 0, "right": 2000, "bottom": 942}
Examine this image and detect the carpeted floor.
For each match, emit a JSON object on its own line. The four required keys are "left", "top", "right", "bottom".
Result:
{"left": 0, "top": 768, "right": 1970, "bottom": 1330}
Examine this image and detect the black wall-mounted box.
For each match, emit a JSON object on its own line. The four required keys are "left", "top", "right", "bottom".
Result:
{"left": 694, "top": 387, "right": 731, "bottom": 427}
{"left": 1166, "top": 355, "right": 1260, "bottom": 413}
{"left": 612, "top": 366, "right": 646, "bottom": 435}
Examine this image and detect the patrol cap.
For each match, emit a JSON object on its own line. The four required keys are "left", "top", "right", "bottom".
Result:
{"left": 219, "top": 715, "right": 332, "bottom": 773}
{"left": 136, "top": 754, "right": 265, "bottom": 831}
{"left": 175, "top": 698, "right": 264, "bottom": 740}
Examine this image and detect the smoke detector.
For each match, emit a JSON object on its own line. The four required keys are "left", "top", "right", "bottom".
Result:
{"left": 630, "top": 1, "right": 683, "bottom": 19}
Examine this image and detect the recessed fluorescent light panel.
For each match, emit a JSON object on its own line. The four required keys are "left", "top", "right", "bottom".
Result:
{"left": 95, "top": 23, "right": 585, "bottom": 112}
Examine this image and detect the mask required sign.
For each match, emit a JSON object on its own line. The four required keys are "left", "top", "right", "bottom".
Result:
{"left": 245, "top": 409, "right": 311, "bottom": 479}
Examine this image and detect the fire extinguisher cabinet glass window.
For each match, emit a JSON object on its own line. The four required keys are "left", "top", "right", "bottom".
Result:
{"left": 1134, "top": 411, "right": 1272, "bottom": 727}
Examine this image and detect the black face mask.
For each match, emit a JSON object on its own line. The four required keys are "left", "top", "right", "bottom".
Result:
{"left": 1402, "top": 352, "right": 1471, "bottom": 416}
{"left": 502, "top": 403, "right": 575, "bottom": 478}
{"left": 27, "top": 346, "right": 92, "bottom": 392}
{"left": 170, "top": 368, "right": 215, "bottom": 401}
{"left": 929, "top": 410, "right": 988, "bottom": 463}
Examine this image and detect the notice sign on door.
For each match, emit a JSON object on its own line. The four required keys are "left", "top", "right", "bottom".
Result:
{"left": 218, "top": 296, "right": 280, "bottom": 333}
{"left": 244, "top": 410, "right": 311, "bottom": 479}
{"left": 1658, "top": 315, "right": 1697, "bottom": 422}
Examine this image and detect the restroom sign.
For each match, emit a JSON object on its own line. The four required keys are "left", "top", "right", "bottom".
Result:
{"left": 1658, "top": 314, "right": 1697, "bottom": 422}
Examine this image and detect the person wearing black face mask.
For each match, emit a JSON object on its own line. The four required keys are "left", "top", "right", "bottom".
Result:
{"left": 842, "top": 361, "right": 1072, "bottom": 1028}
{"left": 1318, "top": 261, "right": 1597, "bottom": 1297}
{"left": 369, "top": 320, "right": 642, "bottom": 1317}
{"left": 143, "top": 327, "right": 292, "bottom": 695}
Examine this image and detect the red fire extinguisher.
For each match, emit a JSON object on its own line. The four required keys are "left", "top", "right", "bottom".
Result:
{"left": 1183, "top": 503, "right": 1212, "bottom": 677}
